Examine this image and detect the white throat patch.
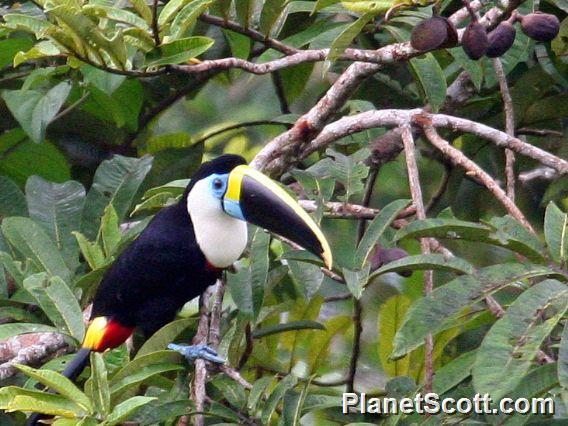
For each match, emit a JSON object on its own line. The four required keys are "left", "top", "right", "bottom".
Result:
{"left": 187, "top": 178, "right": 248, "bottom": 268}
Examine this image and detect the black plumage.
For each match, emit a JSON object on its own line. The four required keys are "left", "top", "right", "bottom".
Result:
{"left": 92, "top": 154, "right": 246, "bottom": 336}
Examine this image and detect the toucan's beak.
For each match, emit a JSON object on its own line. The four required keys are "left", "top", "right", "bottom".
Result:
{"left": 223, "top": 165, "right": 332, "bottom": 269}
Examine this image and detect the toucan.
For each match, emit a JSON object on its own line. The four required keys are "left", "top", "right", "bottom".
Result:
{"left": 27, "top": 154, "right": 332, "bottom": 424}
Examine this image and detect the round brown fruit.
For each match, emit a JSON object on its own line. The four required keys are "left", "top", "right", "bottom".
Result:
{"left": 411, "top": 16, "right": 453, "bottom": 51}
{"left": 520, "top": 12, "right": 560, "bottom": 42}
{"left": 486, "top": 21, "right": 516, "bottom": 57}
{"left": 462, "top": 21, "right": 489, "bottom": 60}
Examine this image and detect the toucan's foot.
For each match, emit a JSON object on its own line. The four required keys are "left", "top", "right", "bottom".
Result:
{"left": 168, "top": 343, "right": 226, "bottom": 364}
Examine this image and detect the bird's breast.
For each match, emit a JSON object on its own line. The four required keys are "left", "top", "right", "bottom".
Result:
{"left": 194, "top": 214, "right": 248, "bottom": 268}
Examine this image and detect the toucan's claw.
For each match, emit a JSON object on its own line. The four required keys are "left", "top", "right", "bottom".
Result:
{"left": 168, "top": 343, "right": 226, "bottom": 364}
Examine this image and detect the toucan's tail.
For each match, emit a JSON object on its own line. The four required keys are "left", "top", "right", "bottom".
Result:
{"left": 61, "top": 348, "right": 91, "bottom": 381}
{"left": 26, "top": 348, "right": 91, "bottom": 426}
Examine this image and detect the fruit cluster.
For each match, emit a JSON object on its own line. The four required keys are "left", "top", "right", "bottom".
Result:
{"left": 410, "top": 11, "right": 560, "bottom": 60}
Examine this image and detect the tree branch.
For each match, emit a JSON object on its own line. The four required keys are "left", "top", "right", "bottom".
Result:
{"left": 296, "top": 109, "right": 568, "bottom": 175}
{"left": 199, "top": 14, "right": 297, "bottom": 55}
{"left": 0, "top": 333, "right": 71, "bottom": 380}
{"left": 400, "top": 124, "right": 434, "bottom": 393}
{"left": 422, "top": 125, "right": 535, "bottom": 234}
{"left": 492, "top": 58, "right": 516, "bottom": 201}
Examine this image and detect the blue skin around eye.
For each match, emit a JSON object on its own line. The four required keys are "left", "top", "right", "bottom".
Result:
{"left": 209, "top": 173, "right": 245, "bottom": 220}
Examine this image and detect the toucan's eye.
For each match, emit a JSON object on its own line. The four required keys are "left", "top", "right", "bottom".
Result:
{"left": 213, "top": 178, "right": 223, "bottom": 190}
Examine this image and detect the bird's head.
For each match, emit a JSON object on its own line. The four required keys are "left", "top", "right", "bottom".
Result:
{"left": 184, "top": 154, "right": 332, "bottom": 269}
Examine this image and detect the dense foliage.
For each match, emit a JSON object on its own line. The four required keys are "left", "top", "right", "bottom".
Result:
{"left": 0, "top": 0, "right": 567, "bottom": 424}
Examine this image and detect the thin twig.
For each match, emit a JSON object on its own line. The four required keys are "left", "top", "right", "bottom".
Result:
{"left": 425, "top": 163, "right": 451, "bottom": 213}
{"left": 199, "top": 14, "right": 297, "bottom": 55}
{"left": 519, "top": 166, "right": 558, "bottom": 183}
{"left": 346, "top": 299, "right": 362, "bottom": 393}
{"left": 52, "top": 91, "right": 90, "bottom": 122}
{"left": 185, "top": 287, "right": 213, "bottom": 426}
{"left": 492, "top": 58, "right": 516, "bottom": 201}
{"left": 299, "top": 199, "right": 415, "bottom": 222}
{"left": 422, "top": 125, "right": 536, "bottom": 234}
{"left": 323, "top": 293, "right": 352, "bottom": 302}
{"left": 517, "top": 128, "right": 564, "bottom": 137}
{"left": 357, "top": 167, "right": 380, "bottom": 240}
{"left": 152, "top": 0, "right": 160, "bottom": 46}
{"left": 400, "top": 124, "right": 434, "bottom": 393}
{"left": 271, "top": 71, "right": 291, "bottom": 114}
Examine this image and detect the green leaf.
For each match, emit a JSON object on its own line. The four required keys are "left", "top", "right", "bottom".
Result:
{"left": 170, "top": 0, "right": 213, "bottom": 39}
{"left": 355, "top": 199, "right": 410, "bottom": 267}
{"left": 3, "top": 82, "right": 71, "bottom": 143}
{"left": 248, "top": 376, "right": 274, "bottom": 413}
{"left": 343, "top": 266, "right": 370, "bottom": 299}
{"left": 250, "top": 229, "right": 270, "bottom": 320}
{"left": 0, "top": 323, "right": 59, "bottom": 340}
{"left": 544, "top": 202, "right": 567, "bottom": 264}
{"left": 127, "top": 0, "right": 153, "bottom": 24}
{"left": 25, "top": 176, "right": 85, "bottom": 271}
{"left": 260, "top": 0, "right": 286, "bottom": 36}
{"left": 136, "top": 318, "right": 197, "bottom": 357}
{"left": 432, "top": 350, "right": 477, "bottom": 395}
{"left": 449, "top": 47, "right": 483, "bottom": 91}
{"left": 131, "top": 400, "right": 194, "bottom": 425}
{"left": 158, "top": 0, "right": 193, "bottom": 26}
{"left": 282, "top": 387, "right": 305, "bottom": 426}
{"left": 110, "top": 350, "right": 182, "bottom": 385}
{"left": 2, "top": 14, "right": 54, "bottom": 39}
{"left": 328, "top": 13, "right": 373, "bottom": 61}
{"left": 0, "top": 129, "right": 70, "bottom": 185}
{"left": 2, "top": 217, "right": 72, "bottom": 282}
{"left": 341, "top": 0, "right": 394, "bottom": 13}
{"left": 559, "top": 321, "right": 568, "bottom": 390}
{"left": 473, "top": 279, "right": 568, "bottom": 400}
{"left": 0, "top": 38, "right": 34, "bottom": 68}
{"left": 83, "top": 5, "right": 150, "bottom": 31}
{"left": 98, "top": 205, "right": 121, "bottom": 258}
{"left": 48, "top": 7, "right": 127, "bottom": 68}
{"left": 228, "top": 265, "right": 253, "bottom": 319}
{"left": 110, "top": 363, "right": 183, "bottom": 397}
{"left": 235, "top": 0, "right": 254, "bottom": 27}
{"left": 82, "top": 155, "right": 153, "bottom": 240}
{"left": 0, "top": 176, "right": 28, "bottom": 217}
{"left": 131, "top": 192, "right": 177, "bottom": 215}
{"left": 146, "top": 36, "right": 214, "bottom": 66}
{"left": 209, "top": 376, "right": 246, "bottom": 409}
{"left": 395, "top": 217, "right": 546, "bottom": 262}
{"left": 392, "top": 264, "right": 560, "bottom": 358}
{"left": 73, "top": 232, "right": 105, "bottom": 270}
{"left": 371, "top": 253, "right": 475, "bottom": 279}
{"left": 287, "top": 251, "right": 324, "bottom": 299}
{"left": 80, "top": 65, "right": 126, "bottom": 96}
{"left": 409, "top": 53, "right": 447, "bottom": 113}
{"left": 253, "top": 320, "right": 326, "bottom": 339}
{"left": 379, "top": 295, "right": 412, "bottom": 377}
{"left": 86, "top": 352, "right": 110, "bottom": 416}
{"left": 324, "top": 148, "right": 370, "bottom": 202}
{"left": 0, "top": 386, "right": 86, "bottom": 418}
{"left": 495, "top": 362, "right": 558, "bottom": 425}
{"left": 23, "top": 273, "right": 84, "bottom": 341}
{"left": 261, "top": 374, "right": 298, "bottom": 424}
{"left": 305, "top": 315, "right": 351, "bottom": 373}
{"left": 13, "top": 41, "right": 61, "bottom": 67}
{"left": 103, "top": 396, "right": 157, "bottom": 425}
{"left": 15, "top": 364, "right": 91, "bottom": 412}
